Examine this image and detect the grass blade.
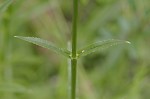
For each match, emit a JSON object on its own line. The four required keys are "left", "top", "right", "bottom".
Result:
{"left": 0, "top": 83, "right": 30, "bottom": 93}
{"left": 0, "top": 0, "right": 12, "bottom": 14}
{"left": 77, "top": 39, "right": 131, "bottom": 58}
{"left": 14, "top": 36, "right": 71, "bottom": 58}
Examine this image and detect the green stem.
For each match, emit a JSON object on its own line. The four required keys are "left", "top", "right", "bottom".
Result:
{"left": 71, "top": 0, "right": 78, "bottom": 99}
{"left": 71, "top": 59, "right": 77, "bottom": 99}
{"left": 72, "top": 0, "right": 78, "bottom": 58}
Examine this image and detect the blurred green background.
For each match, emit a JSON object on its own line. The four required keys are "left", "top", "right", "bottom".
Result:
{"left": 0, "top": 0, "right": 150, "bottom": 99}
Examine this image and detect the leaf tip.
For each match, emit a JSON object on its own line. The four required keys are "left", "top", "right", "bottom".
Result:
{"left": 14, "top": 36, "right": 22, "bottom": 38}
{"left": 125, "top": 41, "right": 131, "bottom": 44}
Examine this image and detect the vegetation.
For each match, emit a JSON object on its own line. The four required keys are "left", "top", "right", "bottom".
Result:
{"left": 0, "top": 0, "right": 150, "bottom": 99}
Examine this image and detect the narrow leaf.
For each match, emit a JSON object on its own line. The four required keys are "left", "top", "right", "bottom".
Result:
{"left": 0, "top": 0, "right": 12, "bottom": 14}
{"left": 14, "top": 36, "right": 71, "bottom": 58}
{"left": 77, "top": 39, "right": 131, "bottom": 58}
{"left": 0, "top": 83, "right": 31, "bottom": 93}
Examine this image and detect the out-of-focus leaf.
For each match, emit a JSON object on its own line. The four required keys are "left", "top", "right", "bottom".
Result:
{"left": 77, "top": 39, "right": 131, "bottom": 58}
{"left": 0, "top": 83, "right": 31, "bottom": 93}
{"left": 0, "top": 0, "right": 12, "bottom": 14}
{"left": 128, "top": 0, "right": 137, "bottom": 12}
{"left": 14, "top": 36, "right": 71, "bottom": 58}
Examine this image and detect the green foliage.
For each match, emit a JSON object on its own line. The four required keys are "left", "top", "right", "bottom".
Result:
{"left": 0, "top": 0, "right": 12, "bottom": 15}
{"left": 14, "top": 36, "right": 130, "bottom": 60}
{"left": 14, "top": 36, "right": 71, "bottom": 58}
{"left": 14, "top": 1, "right": 130, "bottom": 99}
{"left": 78, "top": 39, "right": 130, "bottom": 58}
{"left": 0, "top": 0, "right": 150, "bottom": 99}
{"left": 0, "top": 83, "right": 29, "bottom": 93}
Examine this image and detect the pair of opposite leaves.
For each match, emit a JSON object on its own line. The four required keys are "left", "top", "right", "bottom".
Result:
{"left": 14, "top": 36, "right": 131, "bottom": 59}
{"left": 1, "top": 1, "right": 130, "bottom": 59}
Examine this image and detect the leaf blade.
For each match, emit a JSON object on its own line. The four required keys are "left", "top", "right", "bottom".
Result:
{"left": 77, "top": 39, "right": 131, "bottom": 58}
{"left": 0, "top": 83, "right": 30, "bottom": 93}
{"left": 0, "top": 0, "right": 12, "bottom": 14}
{"left": 14, "top": 36, "right": 71, "bottom": 58}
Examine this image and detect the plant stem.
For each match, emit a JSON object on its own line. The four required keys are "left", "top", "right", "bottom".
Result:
{"left": 71, "top": 59, "right": 77, "bottom": 99}
{"left": 71, "top": 0, "right": 78, "bottom": 99}
{"left": 72, "top": 0, "right": 78, "bottom": 58}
